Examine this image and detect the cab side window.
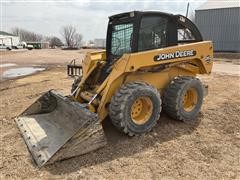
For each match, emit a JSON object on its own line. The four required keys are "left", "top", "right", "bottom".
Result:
{"left": 178, "top": 28, "right": 195, "bottom": 41}
{"left": 138, "top": 16, "right": 168, "bottom": 51}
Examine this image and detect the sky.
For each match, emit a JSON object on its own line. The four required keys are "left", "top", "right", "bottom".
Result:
{"left": 1, "top": 0, "right": 207, "bottom": 42}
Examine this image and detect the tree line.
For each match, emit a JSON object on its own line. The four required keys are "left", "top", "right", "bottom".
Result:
{"left": 11, "top": 25, "right": 82, "bottom": 48}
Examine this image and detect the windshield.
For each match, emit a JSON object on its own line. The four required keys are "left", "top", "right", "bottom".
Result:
{"left": 111, "top": 23, "right": 133, "bottom": 56}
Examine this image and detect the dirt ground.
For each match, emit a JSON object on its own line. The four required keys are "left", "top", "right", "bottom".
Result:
{"left": 0, "top": 49, "right": 94, "bottom": 78}
{"left": 0, "top": 50, "right": 239, "bottom": 179}
{"left": 0, "top": 49, "right": 90, "bottom": 65}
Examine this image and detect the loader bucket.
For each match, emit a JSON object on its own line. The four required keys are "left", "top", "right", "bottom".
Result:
{"left": 15, "top": 90, "right": 107, "bottom": 167}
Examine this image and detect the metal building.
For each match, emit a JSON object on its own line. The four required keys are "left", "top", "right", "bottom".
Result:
{"left": 195, "top": 0, "right": 240, "bottom": 52}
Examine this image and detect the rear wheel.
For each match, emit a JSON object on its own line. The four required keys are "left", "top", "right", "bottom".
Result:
{"left": 163, "top": 76, "right": 204, "bottom": 121}
{"left": 109, "top": 82, "right": 161, "bottom": 136}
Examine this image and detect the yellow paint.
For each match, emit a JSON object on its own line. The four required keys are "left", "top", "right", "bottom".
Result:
{"left": 131, "top": 96, "right": 153, "bottom": 125}
{"left": 183, "top": 88, "right": 198, "bottom": 112}
{"left": 75, "top": 41, "right": 213, "bottom": 121}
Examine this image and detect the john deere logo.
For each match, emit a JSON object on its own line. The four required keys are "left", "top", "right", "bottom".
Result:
{"left": 154, "top": 50, "right": 196, "bottom": 61}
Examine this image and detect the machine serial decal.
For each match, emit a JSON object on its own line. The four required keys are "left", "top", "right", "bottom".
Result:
{"left": 154, "top": 50, "right": 196, "bottom": 61}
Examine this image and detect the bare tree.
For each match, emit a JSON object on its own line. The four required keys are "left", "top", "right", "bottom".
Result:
{"left": 60, "top": 25, "right": 82, "bottom": 48}
{"left": 89, "top": 40, "right": 94, "bottom": 44}
{"left": 49, "top": 36, "right": 63, "bottom": 48}
{"left": 11, "top": 27, "right": 43, "bottom": 42}
{"left": 11, "top": 27, "right": 21, "bottom": 36}
{"left": 73, "top": 33, "right": 82, "bottom": 47}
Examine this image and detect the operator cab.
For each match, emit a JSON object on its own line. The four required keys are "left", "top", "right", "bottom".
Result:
{"left": 106, "top": 11, "right": 202, "bottom": 61}
{"left": 99, "top": 11, "right": 203, "bottom": 81}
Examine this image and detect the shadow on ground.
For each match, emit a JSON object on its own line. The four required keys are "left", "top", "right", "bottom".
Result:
{"left": 44, "top": 112, "right": 201, "bottom": 175}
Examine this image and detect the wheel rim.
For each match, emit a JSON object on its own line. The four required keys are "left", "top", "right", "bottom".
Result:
{"left": 131, "top": 96, "right": 153, "bottom": 125}
{"left": 182, "top": 88, "right": 198, "bottom": 112}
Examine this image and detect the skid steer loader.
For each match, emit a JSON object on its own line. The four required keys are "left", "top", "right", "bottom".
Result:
{"left": 16, "top": 11, "right": 213, "bottom": 167}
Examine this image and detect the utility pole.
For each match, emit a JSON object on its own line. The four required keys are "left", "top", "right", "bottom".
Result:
{"left": 186, "top": 2, "right": 190, "bottom": 18}
{"left": 183, "top": 2, "right": 190, "bottom": 40}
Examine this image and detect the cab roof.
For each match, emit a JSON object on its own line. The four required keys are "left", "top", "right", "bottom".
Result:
{"left": 109, "top": 11, "right": 175, "bottom": 20}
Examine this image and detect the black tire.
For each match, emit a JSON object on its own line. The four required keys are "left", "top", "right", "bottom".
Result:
{"left": 109, "top": 82, "right": 161, "bottom": 136}
{"left": 163, "top": 76, "right": 204, "bottom": 121}
{"left": 71, "top": 76, "right": 82, "bottom": 94}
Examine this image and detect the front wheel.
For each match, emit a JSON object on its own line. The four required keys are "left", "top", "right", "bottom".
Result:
{"left": 109, "top": 82, "right": 162, "bottom": 136}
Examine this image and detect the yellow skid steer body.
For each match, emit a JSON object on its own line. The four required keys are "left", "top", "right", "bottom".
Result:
{"left": 15, "top": 11, "right": 213, "bottom": 168}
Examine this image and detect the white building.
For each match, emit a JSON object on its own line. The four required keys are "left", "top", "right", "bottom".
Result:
{"left": 0, "top": 31, "right": 20, "bottom": 47}
{"left": 94, "top": 39, "right": 106, "bottom": 48}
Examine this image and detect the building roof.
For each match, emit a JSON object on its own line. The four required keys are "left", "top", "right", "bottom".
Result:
{"left": 196, "top": 0, "right": 240, "bottom": 10}
{"left": 0, "top": 31, "right": 18, "bottom": 37}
